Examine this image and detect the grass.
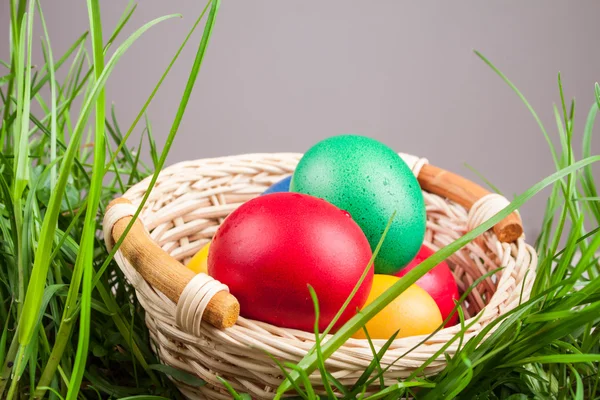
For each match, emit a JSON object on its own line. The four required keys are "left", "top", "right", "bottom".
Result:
{"left": 1, "top": 0, "right": 219, "bottom": 398}
{"left": 0, "top": 1, "right": 599, "bottom": 399}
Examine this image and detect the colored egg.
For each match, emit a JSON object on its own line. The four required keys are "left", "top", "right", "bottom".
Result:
{"left": 208, "top": 192, "right": 374, "bottom": 332}
{"left": 261, "top": 176, "right": 292, "bottom": 195}
{"left": 352, "top": 275, "right": 442, "bottom": 340}
{"left": 186, "top": 241, "right": 211, "bottom": 275}
{"left": 290, "top": 135, "right": 426, "bottom": 275}
{"left": 395, "top": 244, "right": 460, "bottom": 327}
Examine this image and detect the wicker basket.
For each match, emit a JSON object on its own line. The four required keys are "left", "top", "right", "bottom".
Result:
{"left": 102, "top": 152, "right": 537, "bottom": 400}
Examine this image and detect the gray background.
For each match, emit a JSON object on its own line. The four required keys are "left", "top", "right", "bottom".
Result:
{"left": 1, "top": 1, "right": 599, "bottom": 240}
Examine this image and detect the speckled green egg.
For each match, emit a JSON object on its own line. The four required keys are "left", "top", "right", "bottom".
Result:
{"left": 290, "top": 135, "right": 426, "bottom": 275}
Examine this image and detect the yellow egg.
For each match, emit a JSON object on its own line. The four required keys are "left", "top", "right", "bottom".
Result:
{"left": 352, "top": 274, "right": 442, "bottom": 340}
{"left": 186, "top": 242, "right": 211, "bottom": 274}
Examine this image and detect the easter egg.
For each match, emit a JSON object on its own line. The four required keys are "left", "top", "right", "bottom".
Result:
{"left": 261, "top": 176, "right": 291, "bottom": 195}
{"left": 290, "top": 135, "right": 426, "bottom": 275}
{"left": 186, "top": 241, "right": 211, "bottom": 275}
{"left": 352, "top": 275, "right": 442, "bottom": 340}
{"left": 208, "top": 192, "right": 374, "bottom": 332}
{"left": 395, "top": 244, "right": 460, "bottom": 327}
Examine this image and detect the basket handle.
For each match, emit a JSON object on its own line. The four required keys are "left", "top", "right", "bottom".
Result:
{"left": 418, "top": 164, "right": 523, "bottom": 242}
{"left": 106, "top": 198, "right": 240, "bottom": 330}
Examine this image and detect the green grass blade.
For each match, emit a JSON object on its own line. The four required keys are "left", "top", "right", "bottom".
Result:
{"left": 65, "top": 0, "right": 106, "bottom": 396}
{"left": 0, "top": 0, "right": 24, "bottom": 151}
{"left": 558, "top": 73, "right": 570, "bottom": 148}
{"left": 27, "top": 337, "right": 38, "bottom": 397}
{"left": 125, "top": 129, "right": 145, "bottom": 189}
{"left": 553, "top": 103, "right": 568, "bottom": 168}
{"left": 499, "top": 354, "right": 600, "bottom": 368}
{"left": 216, "top": 377, "right": 245, "bottom": 399}
{"left": 11, "top": 13, "right": 29, "bottom": 191}
{"left": 551, "top": 215, "right": 583, "bottom": 288}
{"left": 36, "top": 0, "right": 58, "bottom": 190}
{"left": 105, "top": 135, "right": 127, "bottom": 193}
{"left": 0, "top": 166, "right": 18, "bottom": 257}
{"left": 568, "top": 365, "right": 584, "bottom": 400}
{"left": 145, "top": 114, "right": 158, "bottom": 169}
{"left": 307, "top": 286, "right": 336, "bottom": 399}
{"left": 11, "top": 4, "right": 35, "bottom": 376}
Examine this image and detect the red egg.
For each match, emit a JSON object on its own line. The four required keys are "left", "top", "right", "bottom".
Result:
{"left": 395, "top": 244, "right": 460, "bottom": 327}
{"left": 208, "top": 192, "right": 374, "bottom": 332}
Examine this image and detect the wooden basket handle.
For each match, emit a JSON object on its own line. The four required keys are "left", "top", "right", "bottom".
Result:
{"left": 417, "top": 164, "right": 523, "bottom": 242}
{"left": 106, "top": 198, "right": 240, "bottom": 330}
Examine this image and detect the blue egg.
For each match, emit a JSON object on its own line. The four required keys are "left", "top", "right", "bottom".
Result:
{"left": 261, "top": 175, "right": 292, "bottom": 195}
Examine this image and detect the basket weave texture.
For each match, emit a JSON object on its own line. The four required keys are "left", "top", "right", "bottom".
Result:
{"left": 104, "top": 153, "right": 537, "bottom": 400}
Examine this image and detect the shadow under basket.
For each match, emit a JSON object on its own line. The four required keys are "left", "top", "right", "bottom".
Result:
{"left": 102, "top": 152, "right": 538, "bottom": 400}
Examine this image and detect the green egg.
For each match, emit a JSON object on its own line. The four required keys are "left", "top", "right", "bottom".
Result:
{"left": 290, "top": 134, "right": 426, "bottom": 275}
